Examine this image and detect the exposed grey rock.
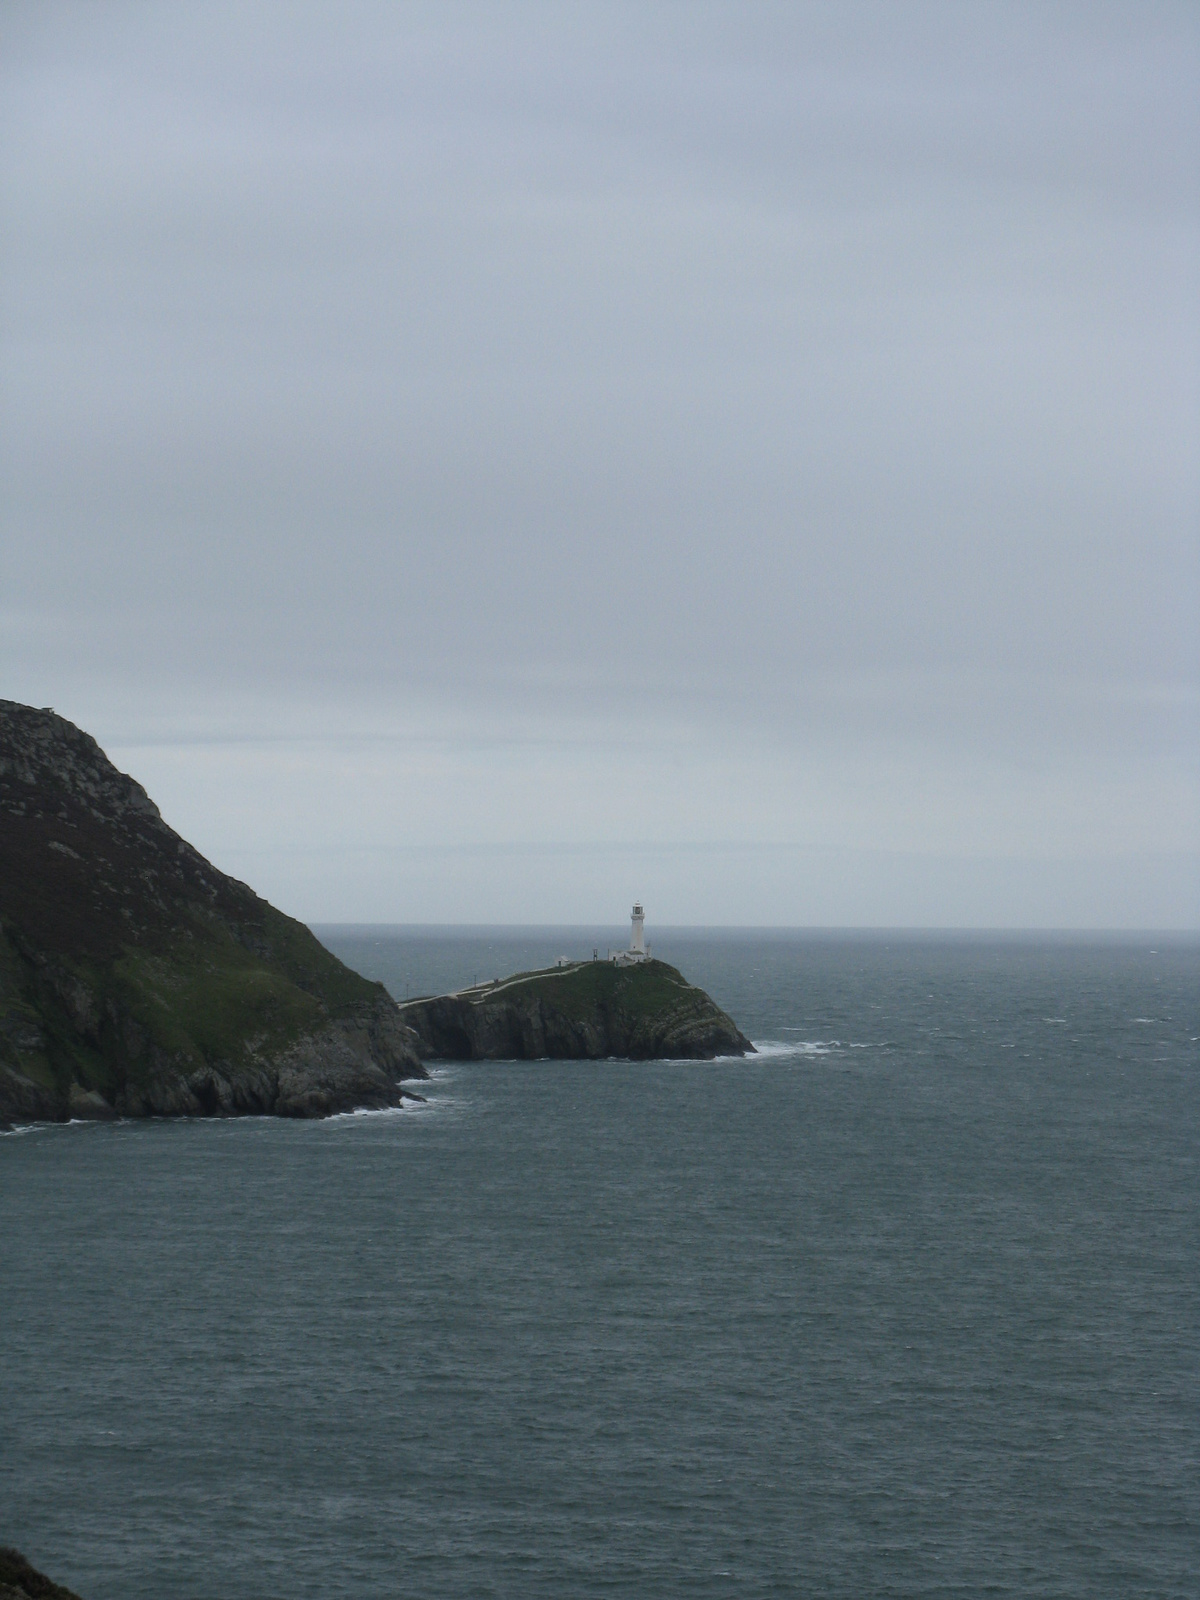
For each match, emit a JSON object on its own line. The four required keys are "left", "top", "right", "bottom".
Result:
{"left": 67, "top": 1084, "right": 117, "bottom": 1121}
{"left": 402, "top": 959, "right": 754, "bottom": 1062}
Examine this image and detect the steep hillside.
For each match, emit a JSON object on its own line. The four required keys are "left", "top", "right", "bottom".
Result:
{"left": 0, "top": 701, "right": 425, "bottom": 1124}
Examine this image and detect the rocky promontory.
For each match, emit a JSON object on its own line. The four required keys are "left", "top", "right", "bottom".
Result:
{"left": 0, "top": 1548, "right": 85, "bottom": 1600}
{"left": 400, "top": 958, "right": 754, "bottom": 1061}
{"left": 0, "top": 701, "right": 426, "bottom": 1125}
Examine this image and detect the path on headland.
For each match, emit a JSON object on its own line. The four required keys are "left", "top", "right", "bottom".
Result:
{"left": 400, "top": 961, "right": 593, "bottom": 1010}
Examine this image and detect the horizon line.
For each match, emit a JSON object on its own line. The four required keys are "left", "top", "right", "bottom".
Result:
{"left": 307, "top": 922, "right": 1200, "bottom": 938}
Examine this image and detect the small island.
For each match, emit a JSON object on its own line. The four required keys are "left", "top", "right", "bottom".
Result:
{"left": 401, "top": 909, "right": 754, "bottom": 1061}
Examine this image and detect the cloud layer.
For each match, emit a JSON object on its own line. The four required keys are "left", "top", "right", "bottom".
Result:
{"left": 3, "top": 2, "right": 1197, "bottom": 923}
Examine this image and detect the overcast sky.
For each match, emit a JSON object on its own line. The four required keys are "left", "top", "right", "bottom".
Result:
{"left": 2, "top": 1, "right": 1197, "bottom": 925}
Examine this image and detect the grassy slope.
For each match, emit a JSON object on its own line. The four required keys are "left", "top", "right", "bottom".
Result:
{"left": 1, "top": 899, "right": 388, "bottom": 1107}
{"left": 480, "top": 959, "right": 715, "bottom": 1022}
{"left": 0, "top": 705, "right": 395, "bottom": 1106}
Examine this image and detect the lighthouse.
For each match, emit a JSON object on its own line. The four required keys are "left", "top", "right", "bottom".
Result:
{"left": 630, "top": 901, "right": 646, "bottom": 957}
{"left": 610, "top": 902, "right": 650, "bottom": 964}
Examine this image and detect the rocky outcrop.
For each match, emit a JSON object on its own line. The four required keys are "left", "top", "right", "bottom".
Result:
{"left": 0, "top": 701, "right": 426, "bottom": 1125}
{"left": 402, "top": 959, "right": 754, "bottom": 1061}
{"left": 0, "top": 1548, "right": 85, "bottom": 1600}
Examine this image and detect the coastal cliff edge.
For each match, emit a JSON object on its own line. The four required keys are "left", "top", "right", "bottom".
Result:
{"left": 401, "top": 959, "right": 754, "bottom": 1061}
{"left": 0, "top": 701, "right": 426, "bottom": 1126}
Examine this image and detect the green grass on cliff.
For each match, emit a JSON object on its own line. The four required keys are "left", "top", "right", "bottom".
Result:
{"left": 1, "top": 903, "right": 391, "bottom": 1105}
{"left": 102, "top": 907, "right": 391, "bottom": 1087}
{"left": 111, "top": 927, "right": 326, "bottom": 1062}
{"left": 479, "top": 959, "right": 709, "bottom": 1021}
{"left": 0, "top": 923, "right": 58, "bottom": 1089}
{"left": 0, "top": 700, "right": 402, "bottom": 1114}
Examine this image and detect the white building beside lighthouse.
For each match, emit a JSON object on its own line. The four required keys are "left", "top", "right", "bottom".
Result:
{"left": 611, "top": 902, "right": 650, "bottom": 965}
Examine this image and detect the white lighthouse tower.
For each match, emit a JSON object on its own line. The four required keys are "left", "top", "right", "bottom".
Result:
{"left": 630, "top": 901, "right": 646, "bottom": 958}
{"left": 610, "top": 902, "right": 650, "bottom": 964}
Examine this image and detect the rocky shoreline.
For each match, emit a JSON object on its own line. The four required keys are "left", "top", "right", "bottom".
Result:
{"left": 0, "top": 702, "right": 755, "bottom": 1126}
{"left": 401, "top": 958, "right": 754, "bottom": 1061}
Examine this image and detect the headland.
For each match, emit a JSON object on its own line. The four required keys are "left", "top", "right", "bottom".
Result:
{"left": 400, "top": 956, "right": 754, "bottom": 1060}
{"left": 0, "top": 701, "right": 427, "bottom": 1125}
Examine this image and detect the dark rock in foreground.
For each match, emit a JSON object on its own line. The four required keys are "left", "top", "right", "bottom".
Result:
{"left": 0, "top": 1547, "right": 84, "bottom": 1600}
{"left": 401, "top": 958, "right": 754, "bottom": 1061}
{"left": 0, "top": 701, "right": 426, "bottom": 1125}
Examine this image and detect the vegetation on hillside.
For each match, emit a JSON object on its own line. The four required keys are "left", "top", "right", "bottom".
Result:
{"left": 0, "top": 701, "right": 422, "bottom": 1122}
{"left": 401, "top": 957, "right": 752, "bottom": 1061}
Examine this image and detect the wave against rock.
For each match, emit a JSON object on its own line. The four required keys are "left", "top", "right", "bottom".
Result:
{"left": 0, "top": 701, "right": 426, "bottom": 1125}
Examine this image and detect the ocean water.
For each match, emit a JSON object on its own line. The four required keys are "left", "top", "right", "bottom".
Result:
{"left": 2, "top": 929, "right": 1197, "bottom": 1599}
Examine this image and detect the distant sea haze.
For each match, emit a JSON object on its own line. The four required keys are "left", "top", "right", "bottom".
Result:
{"left": 3, "top": 931, "right": 1197, "bottom": 1598}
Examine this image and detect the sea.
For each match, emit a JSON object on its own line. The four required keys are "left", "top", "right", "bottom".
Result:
{"left": 2, "top": 929, "right": 1197, "bottom": 1600}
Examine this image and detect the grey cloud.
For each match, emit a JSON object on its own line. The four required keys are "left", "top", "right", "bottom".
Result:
{"left": 2, "top": 1, "right": 1197, "bottom": 922}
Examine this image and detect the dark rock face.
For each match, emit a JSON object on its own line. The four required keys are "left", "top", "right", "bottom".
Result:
{"left": 0, "top": 701, "right": 426, "bottom": 1125}
{"left": 0, "top": 1547, "right": 85, "bottom": 1600}
{"left": 401, "top": 959, "right": 754, "bottom": 1061}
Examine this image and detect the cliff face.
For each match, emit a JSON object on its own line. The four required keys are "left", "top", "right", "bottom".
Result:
{"left": 401, "top": 959, "right": 754, "bottom": 1061}
{"left": 0, "top": 701, "right": 426, "bottom": 1124}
